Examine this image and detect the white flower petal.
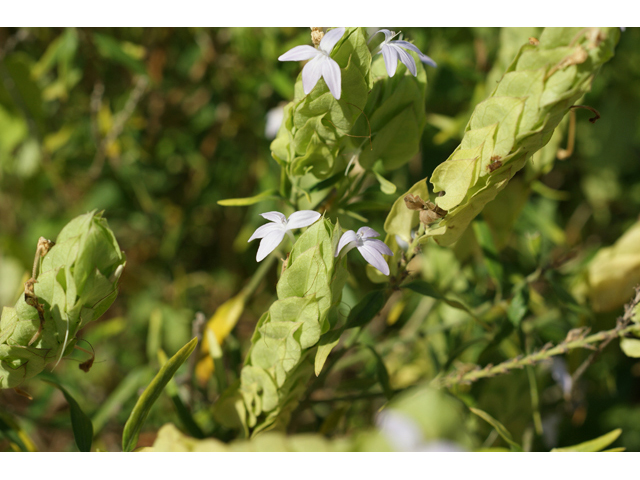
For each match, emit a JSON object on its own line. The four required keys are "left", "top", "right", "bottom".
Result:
{"left": 358, "top": 243, "right": 390, "bottom": 276}
{"left": 393, "top": 44, "right": 417, "bottom": 76}
{"left": 319, "top": 27, "right": 345, "bottom": 55}
{"left": 321, "top": 58, "right": 342, "bottom": 100}
{"left": 373, "top": 29, "right": 394, "bottom": 43}
{"left": 260, "top": 211, "right": 286, "bottom": 223}
{"left": 336, "top": 230, "right": 358, "bottom": 257}
{"left": 301, "top": 56, "right": 324, "bottom": 94}
{"left": 381, "top": 44, "right": 398, "bottom": 77}
{"left": 278, "top": 45, "right": 319, "bottom": 62}
{"left": 393, "top": 40, "right": 423, "bottom": 56}
{"left": 248, "top": 222, "right": 282, "bottom": 242}
{"left": 419, "top": 53, "right": 437, "bottom": 68}
{"left": 286, "top": 210, "right": 321, "bottom": 230}
{"left": 366, "top": 238, "right": 394, "bottom": 257}
{"left": 256, "top": 229, "right": 285, "bottom": 262}
{"left": 357, "top": 226, "right": 379, "bottom": 239}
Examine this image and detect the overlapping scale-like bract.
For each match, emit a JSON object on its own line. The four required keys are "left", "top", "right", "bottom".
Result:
{"left": 216, "top": 218, "right": 348, "bottom": 435}
{"left": 0, "top": 211, "right": 125, "bottom": 389}
{"left": 271, "top": 28, "right": 373, "bottom": 180}
{"left": 419, "top": 27, "right": 619, "bottom": 246}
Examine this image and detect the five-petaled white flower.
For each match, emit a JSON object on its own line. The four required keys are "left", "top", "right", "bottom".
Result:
{"left": 372, "top": 29, "right": 437, "bottom": 78}
{"left": 248, "top": 211, "right": 321, "bottom": 262}
{"left": 278, "top": 27, "right": 345, "bottom": 100}
{"left": 335, "top": 226, "right": 393, "bottom": 275}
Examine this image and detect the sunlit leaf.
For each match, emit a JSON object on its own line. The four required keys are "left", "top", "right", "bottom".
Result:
{"left": 122, "top": 337, "right": 198, "bottom": 452}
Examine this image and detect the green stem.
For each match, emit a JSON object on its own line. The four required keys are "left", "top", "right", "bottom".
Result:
{"left": 432, "top": 324, "right": 640, "bottom": 389}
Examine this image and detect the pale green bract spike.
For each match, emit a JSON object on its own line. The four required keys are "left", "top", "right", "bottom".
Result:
{"left": 214, "top": 218, "right": 348, "bottom": 435}
{"left": 409, "top": 27, "right": 619, "bottom": 246}
{"left": 0, "top": 211, "right": 126, "bottom": 389}
{"left": 271, "top": 28, "right": 373, "bottom": 181}
{"left": 354, "top": 53, "right": 427, "bottom": 173}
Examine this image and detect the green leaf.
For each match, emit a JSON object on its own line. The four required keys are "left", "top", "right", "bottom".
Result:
{"left": 91, "top": 366, "right": 154, "bottom": 435}
{"left": 42, "top": 379, "right": 93, "bottom": 452}
{"left": 473, "top": 219, "right": 503, "bottom": 291}
{"left": 122, "top": 337, "right": 198, "bottom": 452}
{"left": 367, "top": 346, "right": 393, "bottom": 400}
{"left": 470, "top": 407, "right": 522, "bottom": 451}
{"left": 374, "top": 171, "right": 397, "bottom": 194}
{"left": 403, "top": 280, "right": 475, "bottom": 317}
{"left": 0, "top": 410, "right": 37, "bottom": 452}
{"left": 315, "top": 328, "right": 343, "bottom": 376}
{"left": 345, "top": 290, "right": 387, "bottom": 330}
{"left": 217, "top": 189, "right": 279, "bottom": 206}
{"left": 384, "top": 179, "right": 431, "bottom": 245}
{"left": 620, "top": 338, "right": 640, "bottom": 358}
{"left": 92, "top": 33, "right": 146, "bottom": 75}
{"left": 507, "top": 283, "right": 529, "bottom": 327}
{"left": 157, "top": 349, "right": 205, "bottom": 439}
{"left": 552, "top": 429, "right": 622, "bottom": 452}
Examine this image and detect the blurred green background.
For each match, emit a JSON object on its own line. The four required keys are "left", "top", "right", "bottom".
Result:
{"left": 1, "top": 27, "right": 639, "bottom": 452}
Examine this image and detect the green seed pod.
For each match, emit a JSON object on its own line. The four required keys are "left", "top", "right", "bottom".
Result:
{"left": 0, "top": 210, "right": 126, "bottom": 389}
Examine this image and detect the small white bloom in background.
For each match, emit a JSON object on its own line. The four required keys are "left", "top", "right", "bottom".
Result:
{"left": 335, "top": 226, "right": 393, "bottom": 275}
{"left": 372, "top": 29, "right": 437, "bottom": 78}
{"left": 278, "top": 27, "right": 345, "bottom": 100}
{"left": 264, "top": 104, "right": 284, "bottom": 139}
{"left": 376, "top": 409, "right": 465, "bottom": 452}
{"left": 248, "top": 210, "right": 321, "bottom": 262}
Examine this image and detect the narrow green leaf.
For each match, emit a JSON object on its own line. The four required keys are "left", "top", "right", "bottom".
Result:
{"left": 367, "top": 346, "right": 393, "bottom": 400}
{"left": 217, "top": 189, "right": 279, "bottom": 206}
{"left": 0, "top": 411, "right": 37, "bottom": 452}
{"left": 158, "top": 349, "right": 206, "bottom": 439}
{"left": 42, "top": 379, "right": 93, "bottom": 452}
{"left": 310, "top": 173, "right": 343, "bottom": 192}
{"left": 403, "top": 280, "right": 474, "bottom": 317}
{"left": 345, "top": 289, "right": 387, "bottom": 330}
{"left": 122, "top": 337, "right": 198, "bottom": 452}
{"left": 91, "top": 366, "right": 153, "bottom": 435}
{"left": 552, "top": 429, "right": 622, "bottom": 452}
{"left": 470, "top": 407, "right": 522, "bottom": 451}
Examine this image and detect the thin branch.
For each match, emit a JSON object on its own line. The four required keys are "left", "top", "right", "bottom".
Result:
{"left": 89, "top": 76, "right": 148, "bottom": 178}
{"left": 571, "top": 286, "right": 640, "bottom": 387}
{"left": 433, "top": 288, "right": 640, "bottom": 389}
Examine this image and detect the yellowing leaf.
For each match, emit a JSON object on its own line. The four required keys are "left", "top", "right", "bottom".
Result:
{"left": 588, "top": 221, "right": 640, "bottom": 312}
{"left": 195, "top": 292, "right": 247, "bottom": 384}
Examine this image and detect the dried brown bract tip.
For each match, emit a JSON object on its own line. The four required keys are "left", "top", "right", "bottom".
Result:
{"left": 404, "top": 193, "right": 428, "bottom": 211}
{"left": 529, "top": 37, "right": 539, "bottom": 46}
{"left": 311, "top": 27, "right": 324, "bottom": 47}
{"left": 404, "top": 194, "right": 448, "bottom": 225}
{"left": 487, "top": 155, "right": 503, "bottom": 172}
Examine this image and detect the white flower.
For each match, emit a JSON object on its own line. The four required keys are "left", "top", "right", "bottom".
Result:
{"left": 248, "top": 210, "right": 321, "bottom": 262}
{"left": 376, "top": 410, "right": 465, "bottom": 452}
{"left": 372, "top": 29, "right": 437, "bottom": 78}
{"left": 278, "top": 27, "right": 345, "bottom": 100}
{"left": 335, "top": 226, "right": 393, "bottom": 275}
{"left": 264, "top": 104, "right": 284, "bottom": 139}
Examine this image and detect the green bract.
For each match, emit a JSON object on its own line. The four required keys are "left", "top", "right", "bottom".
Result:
{"left": 271, "top": 27, "right": 373, "bottom": 181}
{"left": 0, "top": 211, "right": 126, "bottom": 389}
{"left": 353, "top": 53, "right": 427, "bottom": 173}
{"left": 270, "top": 27, "right": 429, "bottom": 199}
{"left": 411, "top": 27, "right": 618, "bottom": 246}
{"left": 216, "top": 218, "right": 348, "bottom": 435}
